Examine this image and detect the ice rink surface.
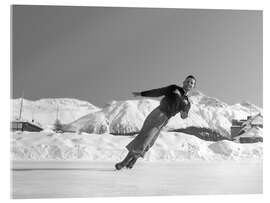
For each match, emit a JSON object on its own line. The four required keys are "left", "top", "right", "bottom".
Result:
{"left": 11, "top": 160, "right": 262, "bottom": 199}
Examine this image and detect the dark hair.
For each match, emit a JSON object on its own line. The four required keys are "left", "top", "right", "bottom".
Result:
{"left": 186, "top": 75, "right": 196, "bottom": 81}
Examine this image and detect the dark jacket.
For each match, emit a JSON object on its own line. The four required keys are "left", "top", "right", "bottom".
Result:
{"left": 140, "top": 84, "right": 191, "bottom": 118}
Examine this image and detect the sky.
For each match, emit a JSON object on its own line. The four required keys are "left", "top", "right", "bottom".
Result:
{"left": 12, "top": 6, "right": 262, "bottom": 107}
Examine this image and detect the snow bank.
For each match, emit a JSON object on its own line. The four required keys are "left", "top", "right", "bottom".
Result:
{"left": 11, "top": 131, "right": 262, "bottom": 161}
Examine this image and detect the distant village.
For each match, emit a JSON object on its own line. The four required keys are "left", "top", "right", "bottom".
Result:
{"left": 230, "top": 113, "right": 263, "bottom": 143}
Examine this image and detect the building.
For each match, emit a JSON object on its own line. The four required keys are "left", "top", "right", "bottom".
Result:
{"left": 11, "top": 121, "right": 43, "bottom": 132}
{"left": 231, "top": 119, "right": 247, "bottom": 138}
{"left": 239, "top": 137, "right": 263, "bottom": 143}
{"left": 230, "top": 114, "right": 263, "bottom": 143}
{"left": 11, "top": 95, "right": 43, "bottom": 132}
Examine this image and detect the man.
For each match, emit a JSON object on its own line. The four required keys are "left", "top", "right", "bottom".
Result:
{"left": 115, "top": 75, "right": 196, "bottom": 170}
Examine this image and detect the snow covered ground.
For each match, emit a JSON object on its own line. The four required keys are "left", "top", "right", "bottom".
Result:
{"left": 10, "top": 93, "right": 263, "bottom": 198}
{"left": 11, "top": 131, "right": 263, "bottom": 161}
{"left": 11, "top": 160, "right": 262, "bottom": 199}
{"left": 11, "top": 130, "right": 263, "bottom": 198}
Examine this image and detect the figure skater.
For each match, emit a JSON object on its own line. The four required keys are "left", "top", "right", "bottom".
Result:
{"left": 115, "top": 75, "right": 196, "bottom": 170}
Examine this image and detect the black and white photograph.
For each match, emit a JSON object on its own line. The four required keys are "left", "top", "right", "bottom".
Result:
{"left": 11, "top": 5, "right": 263, "bottom": 199}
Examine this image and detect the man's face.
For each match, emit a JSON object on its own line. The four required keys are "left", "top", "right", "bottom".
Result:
{"left": 183, "top": 78, "right": 196, "bottom": 92}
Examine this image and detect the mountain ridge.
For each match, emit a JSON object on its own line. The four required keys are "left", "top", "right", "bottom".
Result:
{"left": 11, "top": 91, "right": 262, "bottom": 137}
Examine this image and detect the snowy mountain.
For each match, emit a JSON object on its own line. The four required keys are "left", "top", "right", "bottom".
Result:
{"left": 65, "top": 99, "right": 159, "bottom": 134}
{"left": 11, "top": 98, "right": 100, "bottom": 129}
{"left": 65, "top": 90, "right": 262, "bottom": 138}
{"left": 11, "top": 91, "right": 262, "bottom": 138}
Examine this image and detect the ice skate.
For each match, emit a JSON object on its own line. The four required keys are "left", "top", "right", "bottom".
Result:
{"left": 115, "top": 162, "right": 125, "bottom": 170}
{"left": 126, "top": 157, "right": 138, "bottom": 169}
{"left": 115, "top": 152, "right": 133, "bottom": 170}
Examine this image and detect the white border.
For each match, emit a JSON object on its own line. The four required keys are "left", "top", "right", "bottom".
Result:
{"left": 4, "top": 0, "right": 265, "bottom": 10}
{"left": 1, "top": 0, "right": 269, "bottom": 203}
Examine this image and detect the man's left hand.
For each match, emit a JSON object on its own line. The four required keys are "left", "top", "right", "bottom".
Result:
{"left": 180, "top": 111, "right": 188, "bottom": 119}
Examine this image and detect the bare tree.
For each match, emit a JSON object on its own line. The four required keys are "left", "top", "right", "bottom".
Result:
{"left": 54, "top": 119, "right": 63, "bottom": 133}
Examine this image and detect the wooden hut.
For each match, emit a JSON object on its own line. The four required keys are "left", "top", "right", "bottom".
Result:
{"left": 11, "top": 121, "right": 43, "bottom": 132}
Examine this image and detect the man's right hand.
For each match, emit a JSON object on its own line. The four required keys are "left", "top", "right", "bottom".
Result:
{"left": 132, "top": 92, "right": 141, "bottom": 97}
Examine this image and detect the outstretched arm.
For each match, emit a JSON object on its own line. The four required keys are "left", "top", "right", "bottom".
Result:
{"left": 134, "top": 85, "right": 175, "bottom": 98}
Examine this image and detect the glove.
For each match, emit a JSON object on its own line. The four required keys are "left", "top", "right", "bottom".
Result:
{"left": 180, "top": 111, "right": 188, "bottom": 119}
